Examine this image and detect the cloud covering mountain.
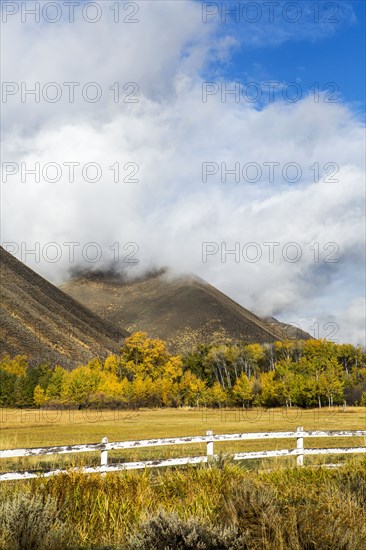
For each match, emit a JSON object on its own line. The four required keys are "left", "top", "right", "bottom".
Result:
{"left": 1, "top": 1, "right": 365, "bottom": 346}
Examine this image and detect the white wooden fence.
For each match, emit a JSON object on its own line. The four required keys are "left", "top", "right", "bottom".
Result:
{"left": 1, "top": 427, "right": 365, "bottom": 481}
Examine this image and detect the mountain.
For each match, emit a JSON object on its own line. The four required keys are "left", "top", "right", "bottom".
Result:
{"left": 61, "top": 268, "right": 309, "bottom": 346}
{"left": 264, "top": 317, "right": 313, "bottom": 341}
{"left": 0, "top": 247, "right": 128, "bottom": 368}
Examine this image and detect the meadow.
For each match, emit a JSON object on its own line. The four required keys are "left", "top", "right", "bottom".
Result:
{"left": 1, "top": 406, "right": 365, "bottom": 473}
{"left": 1, "top": 407, "right": 365, "bottom": 549}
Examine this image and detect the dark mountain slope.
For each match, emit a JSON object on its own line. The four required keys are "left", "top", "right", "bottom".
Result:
{"left": 62, "top": 269, "right": 301, "bottom": 344}
{"left": 0, "top": 247, "right": 128, "bottom": 368}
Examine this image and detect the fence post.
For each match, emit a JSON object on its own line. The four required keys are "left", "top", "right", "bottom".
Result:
{"left": 296, "top": 427, "right": 304, "bottom": 466}
{"left": 206, "top": 430, "right": 214, "bottom": 461}
{"left": 101, "top": 437, "right": 108, "bottom": 468}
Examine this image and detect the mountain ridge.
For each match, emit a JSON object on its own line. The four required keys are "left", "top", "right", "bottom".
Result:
{"left": 0, "top": 247, "right": 128, "bottom": 368}
{"left": 61, "top": 268, "right": 311, "bottom": 345}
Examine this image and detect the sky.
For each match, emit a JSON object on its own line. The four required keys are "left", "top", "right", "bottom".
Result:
{"left": 1, "top": 0, "right": 365, "bottom": 346}
{"left": 212, "top": 0, "right": 365, "bottom": 111}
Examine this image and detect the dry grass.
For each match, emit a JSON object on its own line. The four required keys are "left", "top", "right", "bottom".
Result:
{"left": 0, "top": 459, "right": 365, "bottom": 549}
{"left": 1, "top": 407, "right": 365, "bottom": 474}
{"left": 1, "top": 407, "right": 365, "bottom": 549}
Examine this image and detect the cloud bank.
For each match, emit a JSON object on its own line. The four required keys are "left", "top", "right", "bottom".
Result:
{"left": 1, "top": 1, "right": 365, "bottom": 346}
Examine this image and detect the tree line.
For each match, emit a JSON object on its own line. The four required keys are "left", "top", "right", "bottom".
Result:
{"left": 0, "top": 333, "right": 365, "bottom": 409}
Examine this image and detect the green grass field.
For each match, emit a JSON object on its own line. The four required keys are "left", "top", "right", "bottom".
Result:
{"left": 1, "top": 407, "right": 365, "bottom": 474}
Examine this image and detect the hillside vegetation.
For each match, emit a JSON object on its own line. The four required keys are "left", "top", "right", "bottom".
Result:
{"left": 1, "top": 334, "right": 365, "bottom": 409}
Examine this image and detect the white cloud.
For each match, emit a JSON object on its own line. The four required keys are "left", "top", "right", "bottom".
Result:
{"left": 1, "top": 1, "right": 364, "bottom": 345}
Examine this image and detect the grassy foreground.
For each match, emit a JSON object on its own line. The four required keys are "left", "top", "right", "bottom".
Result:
{"left": 0, "top": 459, "right": 366, "bottom": 549}
{"left": 0, "top": 407, "right": 366, "bottom": 549}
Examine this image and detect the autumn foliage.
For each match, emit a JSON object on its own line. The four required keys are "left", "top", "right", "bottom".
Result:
{"left": 1, "top": 333, "right": 365, "bottom": 409}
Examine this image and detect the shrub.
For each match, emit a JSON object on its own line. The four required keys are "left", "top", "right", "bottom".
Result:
{"left": 0, "top": 492, "right": 71, "bottom": 550}
{"left": 218, "top": 478, "right": 282, "bottom": 545}
{"left": 217, "top": 473, "right": 366, "bottom": 550}
{"left": 127, "top": 511, "right": 246, "bottom": 550}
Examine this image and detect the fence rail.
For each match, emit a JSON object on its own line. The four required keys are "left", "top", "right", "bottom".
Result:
{"left": 1, "top": 427, "right": 365, "bottom": 481}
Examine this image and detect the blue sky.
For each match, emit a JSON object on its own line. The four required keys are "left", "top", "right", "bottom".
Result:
{"left": 204, "top": 0, "right": 365, "bottom": 112}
